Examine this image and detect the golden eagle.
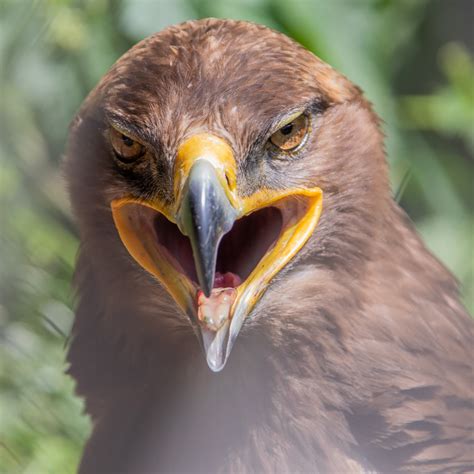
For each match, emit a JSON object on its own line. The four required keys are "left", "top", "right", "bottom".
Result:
{"left": 65, "top": 19, "right": 473, "bottom": 473}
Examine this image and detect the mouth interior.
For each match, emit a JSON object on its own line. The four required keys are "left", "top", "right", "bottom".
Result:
{"left": 153, "top": 207, "right": 283, "bottom": 289}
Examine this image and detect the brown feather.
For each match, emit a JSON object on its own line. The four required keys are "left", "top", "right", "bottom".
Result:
{"left": 65, "top": 19, "right": 473, "bottom": 473}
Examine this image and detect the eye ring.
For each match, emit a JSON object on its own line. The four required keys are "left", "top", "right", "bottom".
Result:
{"left": 269, "top": 114, "right": 310, "bottom": 152}
{"left": 109, "top": 127, "right": 145, "bottom": 163}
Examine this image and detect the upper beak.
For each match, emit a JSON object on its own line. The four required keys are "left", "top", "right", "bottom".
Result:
{"left": 111, "top": 133, "right": 323, "bottom": 372}
{"left": 177, "top": 160, "right": 237, "bottom": 297}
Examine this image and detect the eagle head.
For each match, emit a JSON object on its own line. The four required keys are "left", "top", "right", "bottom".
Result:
{"left": 66, "top": 19, "right": 387, "bottom": 372}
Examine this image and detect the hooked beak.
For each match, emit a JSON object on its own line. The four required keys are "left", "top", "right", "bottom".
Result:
{"left": 177, "top": 159, "right": 237, "bottom": 297}
{"left": 111, "top": 133, "right": 323, "bottom": 371}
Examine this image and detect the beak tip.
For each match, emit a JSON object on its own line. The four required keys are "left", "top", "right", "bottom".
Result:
{"left": 199, "top": 324, "right": 230, "bottom": 373}
{"left": 207, "top": 356, "right": 226, "bottom": 372}
{"left": 200, "top": 272, "right": 214, "bottom": 298}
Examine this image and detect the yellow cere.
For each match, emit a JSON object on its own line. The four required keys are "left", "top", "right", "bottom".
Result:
{"left": 174, "top": 133, "right": 238, "bottom": 208}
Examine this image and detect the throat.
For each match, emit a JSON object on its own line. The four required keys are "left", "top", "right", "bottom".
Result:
{"left": 213, "top": 271, "right": 242, "bottom": 288}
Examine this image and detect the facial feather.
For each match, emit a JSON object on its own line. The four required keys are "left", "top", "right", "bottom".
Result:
{"left": 65, "top": 18, "right": 473, "bottom": 473}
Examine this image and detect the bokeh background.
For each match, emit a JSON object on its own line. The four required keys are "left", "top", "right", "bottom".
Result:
{"left": 0, "top": 0, "right": 472, "bottom": 471}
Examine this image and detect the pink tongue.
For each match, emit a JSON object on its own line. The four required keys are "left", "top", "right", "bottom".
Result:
{"left": 196, "top": 272, "right": 241, "bottom": 331}
{"left": 197, "top": 287, "right": 237, "bottom": 331}
{"left": 213, "top": 271, "right": 242, "bottom": 288}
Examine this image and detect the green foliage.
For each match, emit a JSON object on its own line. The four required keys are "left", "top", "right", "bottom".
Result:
{"left": 0, "top": 0, "right": 472, "bottom": 471}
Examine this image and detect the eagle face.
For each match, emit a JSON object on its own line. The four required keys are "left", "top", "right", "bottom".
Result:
{"left": 67, "top": 20, "right": 386, "bottom": 372}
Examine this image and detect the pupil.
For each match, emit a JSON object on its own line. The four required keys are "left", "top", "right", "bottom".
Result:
{"left": 281, "top": 123, "right": 294, "bottom": 135}
{"left": 121, "top": 134, "right": 134, "bottom": 146}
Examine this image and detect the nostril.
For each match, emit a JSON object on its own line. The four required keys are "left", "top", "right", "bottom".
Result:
{"left": 225, "top": 173, "right": 231, "bottom": 188}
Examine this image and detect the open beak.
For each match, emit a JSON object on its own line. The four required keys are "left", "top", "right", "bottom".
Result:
{"left": 111, "top": 133, "right": 323, "bottom": 371}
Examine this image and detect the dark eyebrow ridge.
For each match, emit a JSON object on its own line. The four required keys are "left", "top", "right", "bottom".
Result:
{"left": 104, "top": 111, "right": 155, "bottom": 145}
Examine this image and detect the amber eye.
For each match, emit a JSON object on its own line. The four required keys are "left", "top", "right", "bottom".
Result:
{"left": 110, "top": 128, "right": 145, "bottom": 162}
{"left": 269, "top": 114, "right": 310, "bottom": 152}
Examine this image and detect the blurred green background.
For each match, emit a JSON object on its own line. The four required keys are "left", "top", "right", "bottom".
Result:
{"left": 0, "top": 0, "right": 472, "bottom": 472}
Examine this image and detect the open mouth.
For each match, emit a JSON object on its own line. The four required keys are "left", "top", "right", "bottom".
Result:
{"left": 110, "top": 132, "right": 323, "bottom": 371}
{"left": 114, "top": 196, "right": 315, "bottom": 324}
{"left": 111, "top": 194, "right": 319, "bottom": 323}
{"left": 153, "top": 206, "right": 283, "bottom": 330}
{"left": 153, "top": 206, "right": 283, "bottom": 292}
{"left": 111, "top": 191, "right": 322, "bottom": 371}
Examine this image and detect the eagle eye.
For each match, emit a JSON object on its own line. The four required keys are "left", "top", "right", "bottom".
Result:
{"left": 109, "top": 128, "right": 145, "bottom": 162}
{"left": 269, "top": 114, "right": 309, "bottom": 152}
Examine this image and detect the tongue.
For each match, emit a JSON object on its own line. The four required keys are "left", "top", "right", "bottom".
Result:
{"left": 197, "top": 288, "right": 237, "bottom": 331}
{"left": 196, "top": 272, "right": 241, "bottom": 331}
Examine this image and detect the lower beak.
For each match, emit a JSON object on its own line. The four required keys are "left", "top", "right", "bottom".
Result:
{"left": 111, "top": 133, "right": 323, "bottom": 372}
